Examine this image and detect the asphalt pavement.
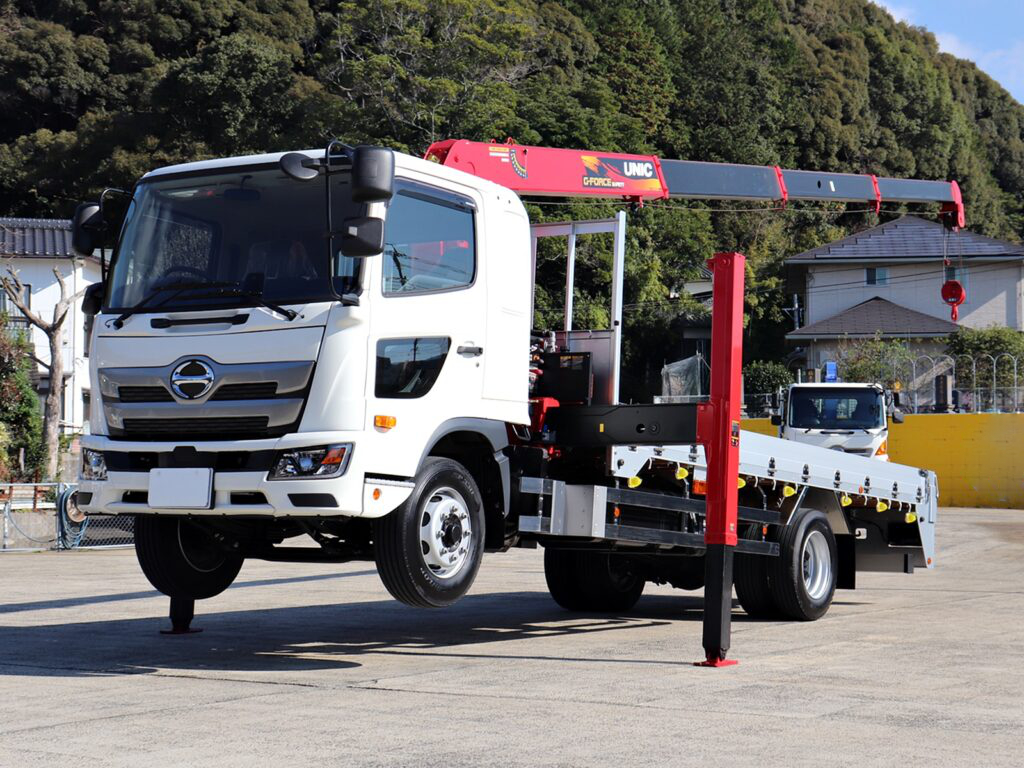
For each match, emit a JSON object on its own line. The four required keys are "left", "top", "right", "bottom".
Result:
{"left": 1, "top": 507, "right": 1021, "bottom": 767}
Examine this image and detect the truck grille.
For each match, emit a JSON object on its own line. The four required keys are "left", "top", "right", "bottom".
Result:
{"left": 118, "top": 383, "right": 278, "bottom": 402}
{"left": 211, "top": 382, "right": 278, "bottom": 400}
{"left": 118, "top": 386, "right": 173, "bottom": 402}
{"left": 121, "top": 417, "right": 272, "bottom": 440}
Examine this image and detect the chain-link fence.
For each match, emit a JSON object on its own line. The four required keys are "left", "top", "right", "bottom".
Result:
{"left": 0, "top": 483, "right": 133, "bottom": 551}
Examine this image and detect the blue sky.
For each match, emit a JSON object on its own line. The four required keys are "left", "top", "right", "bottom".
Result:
{"left": 872, "top": 1, "right": 1024, "bottom": 103}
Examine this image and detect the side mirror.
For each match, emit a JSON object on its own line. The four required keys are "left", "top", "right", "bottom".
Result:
{"left": 280, "top": 152, "right": 319, "bottom": 181}
{"left": 891, "top": 391, "right": 901, "bottom": 408}
{"left": 891, "top": 410, "right": 905, "bottom": 424}
{"left": 340, "top": 216, "right": 384, "bottom": 257}
{"left": 351, "top": 146, "right": 394, "bottom": 202}
{"left": 72, "top": 202, "right": 103, "bottom": 257}
{"left": 81, "top": 282, "right": 103, "bottom": 316}
{"left": 770, "top": 414, "right": 782, "bottom": 426}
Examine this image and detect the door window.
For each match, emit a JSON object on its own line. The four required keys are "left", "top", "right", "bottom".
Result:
{"left": 383, "top": 188, "right": 475, "bottom": 295}
{"left": 375, "top": 337, "right": 452, "bottom": 398}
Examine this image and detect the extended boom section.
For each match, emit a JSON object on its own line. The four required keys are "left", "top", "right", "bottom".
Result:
{"left": 426, "top": 138, "right": 965, "bottom": 228}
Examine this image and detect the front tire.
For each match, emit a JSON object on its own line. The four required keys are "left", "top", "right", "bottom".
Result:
{"left": 134, "top": 515, "right": 243, "bottom": 600}
{"left": 373, "top": 458, "right": 485, "bottom": 608}
{"left": 769, "top": 508, "right": 837, "bottom": 621}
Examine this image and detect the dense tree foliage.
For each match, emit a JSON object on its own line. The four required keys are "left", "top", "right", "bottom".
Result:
{"left": 0, "top": 319, "right": 44, "bottom": 480}
{"left": 2, "top": 0, "right": 1023, "bottom": 399}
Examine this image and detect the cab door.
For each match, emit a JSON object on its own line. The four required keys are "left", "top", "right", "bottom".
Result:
{"left": 365, "top": 179, "right": 487, "bottom": 463}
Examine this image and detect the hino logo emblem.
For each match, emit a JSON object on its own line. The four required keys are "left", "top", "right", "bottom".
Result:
{"left": 170, "top": 360, "right": 215, "bottom": 400}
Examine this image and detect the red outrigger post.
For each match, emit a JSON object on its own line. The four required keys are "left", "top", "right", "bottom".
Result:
{"left": 427, "top": 137, "right": 966, "bottom": 665}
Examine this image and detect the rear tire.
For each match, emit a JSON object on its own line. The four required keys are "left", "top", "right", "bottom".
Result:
{"left": 543, "top": 549, "right": 591, "bottom": 610}
{"left": 769, "top": 508, "right": 837, "bottom": 621}
{"left": 134, "top": 515, "right": 243, "bottom": 600}
{"left": 734, "top": 524, "right": 780, "bottom": 618}
{"left": 544, "top": 550, "right": 644, "bottom": 612}
{"left": 374, "top": 457, "right": 485, "bottom": 608}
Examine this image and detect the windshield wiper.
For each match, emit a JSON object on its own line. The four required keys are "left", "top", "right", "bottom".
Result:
{"left": 111, "top": 280, "right": 238, "bottom": 328}
{"left": 189, "top": 285, "right": 299, "bottom": 321}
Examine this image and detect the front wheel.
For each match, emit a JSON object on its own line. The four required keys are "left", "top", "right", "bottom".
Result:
{"left": 769, "top": 508, "right": 837, "bottom": 621}
{"left": 134, "top": 516, "right": 243, "bottom": 600}
{"left": 373, "top": 457, "right": 485, "bottom": 608}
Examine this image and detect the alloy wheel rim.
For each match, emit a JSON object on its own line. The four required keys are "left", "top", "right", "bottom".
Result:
{"left": 419, "top": 487, "right": 472, "bottom": 580}
{"left": 801, "top": 529, "right": 832, "bottom": 602}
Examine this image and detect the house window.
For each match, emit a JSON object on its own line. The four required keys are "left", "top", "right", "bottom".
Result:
{"left": 0, "top": 284, "right": 32, "bottom": 331}
{"left": 866, "top": 267, "right": 889, "bottom": 286}
{"left": 382, "top": 187, "right": 476, "bottom": 295}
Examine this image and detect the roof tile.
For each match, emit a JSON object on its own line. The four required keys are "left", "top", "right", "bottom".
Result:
{"left": 0, "top": 218, "right": 75, "bottom": 258}
{"left": 787, "top": 297, "right": 958, "bottom": 339}
{"left": 786, "top": 216, "right": 1024, "bottom": 263}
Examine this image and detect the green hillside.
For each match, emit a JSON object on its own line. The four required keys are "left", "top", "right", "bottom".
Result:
{"left": 3, "top": 0, "right": 1021, "bottom": 396}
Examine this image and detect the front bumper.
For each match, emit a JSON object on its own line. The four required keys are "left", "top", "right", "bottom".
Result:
{"left": 77, "top": 433, "right": 413, "bottom": 519}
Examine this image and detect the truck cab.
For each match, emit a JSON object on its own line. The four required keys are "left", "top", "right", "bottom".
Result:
{"left": 772, "top": 382, "right": 902, "bottom": 460}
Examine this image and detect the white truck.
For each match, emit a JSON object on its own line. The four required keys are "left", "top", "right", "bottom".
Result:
{"left": 71, "top": 139, "right": 959, "bottom": 658}
{"left": 772, "top": 382, "right": 904, "bottom": 460}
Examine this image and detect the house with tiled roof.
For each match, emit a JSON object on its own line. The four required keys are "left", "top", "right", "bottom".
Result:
{"left": 0, "top": 218, "right": 100, "bottom": 433}
{"left": 785, "top": 216, "right": 1024, "bottom": 369}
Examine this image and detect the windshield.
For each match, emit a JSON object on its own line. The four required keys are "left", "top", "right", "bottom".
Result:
{"left": 788, "top": 387, "right": 885, "bottom": 430}
{"left": 106, "top": 166, "right": 365, "bottom": 312}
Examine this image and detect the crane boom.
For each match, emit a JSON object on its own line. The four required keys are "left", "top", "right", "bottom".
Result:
{"left": 425, "top": 138, "right": 965, "bottom": 228}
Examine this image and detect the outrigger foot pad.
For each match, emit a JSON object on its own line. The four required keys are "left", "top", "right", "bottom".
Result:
{"left": 694, "top": 653, "right": 739, "bottom": 668}
{"left": 161, "top": 597, "right": 202, "bottom": 635}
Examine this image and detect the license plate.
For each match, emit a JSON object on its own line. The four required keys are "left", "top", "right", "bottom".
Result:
{"left": 148, "top": 468, "right": 213, "bottom": 509}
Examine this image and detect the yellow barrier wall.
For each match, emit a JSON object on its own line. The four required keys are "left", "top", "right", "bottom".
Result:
{"left": 741, "top": 414, "right": 1024, "bottom": 508}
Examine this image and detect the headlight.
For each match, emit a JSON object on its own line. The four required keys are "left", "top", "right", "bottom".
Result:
{"left": 268, "top": 444, "right": 352, "bottom": 480}
{"left": 82, "top": 449, "right": 107, "bottom": 481}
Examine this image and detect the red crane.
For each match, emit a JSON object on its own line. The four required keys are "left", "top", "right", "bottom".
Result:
{"left": 427, "top": 137, "right": 965, "bottom": 665}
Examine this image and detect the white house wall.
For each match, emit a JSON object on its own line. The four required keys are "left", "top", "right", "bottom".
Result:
{"left": 805, "top": 261, "right": 1022, "bottom": 331}
{"left": 2, "top": 256, "right": 100, "bottom": 432}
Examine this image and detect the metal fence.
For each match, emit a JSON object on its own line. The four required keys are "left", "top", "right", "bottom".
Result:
{"left": 889, "top": 354, "right": 1024, "bottom": 414}
{"left": 0, "top": 483, "right": 133, "bottom": 551}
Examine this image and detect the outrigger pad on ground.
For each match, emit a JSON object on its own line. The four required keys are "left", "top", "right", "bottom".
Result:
{"left": 160, "top": 597, "right": 202, "bottom": 635}
{"left": 694, "top": 655, "right": 739, "bottom": 668}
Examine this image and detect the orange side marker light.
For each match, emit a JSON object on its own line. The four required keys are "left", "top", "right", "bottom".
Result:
{"left": 374, "top": 415, "right": 397, "bottom": 431}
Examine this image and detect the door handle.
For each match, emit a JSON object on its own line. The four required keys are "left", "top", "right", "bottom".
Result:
{"left": 457, "top": 345, "right": 484, "bottom": 357}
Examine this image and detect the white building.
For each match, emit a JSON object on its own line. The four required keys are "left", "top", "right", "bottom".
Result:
{"left": 786, "top": 216, "right": 1024, "bottom": 369}
{"left": 0, "top": 218, "right": 101, "bottom": 434}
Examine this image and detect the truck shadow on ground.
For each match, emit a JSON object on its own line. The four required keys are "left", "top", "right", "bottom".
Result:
{"left": 0, "top": 588, "right": 772, "bottom": 678}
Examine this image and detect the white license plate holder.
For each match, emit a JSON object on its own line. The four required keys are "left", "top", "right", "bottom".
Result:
{"left": 148, "top": 468, "right": 213, "bottom": 509}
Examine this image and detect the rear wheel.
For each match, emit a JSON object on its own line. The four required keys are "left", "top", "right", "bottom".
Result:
{"left": 134, "top": 515, "right": 243, "bottom": 600}
{"left": 544, "top": 550, "right": 645, "bottom": 612}
{"left": 543, "top": 549, "right": 591, "bottom": 610}
{"left": 769, "top": 508, "right": 837, "bottom": 621}
{"left": 734, "top": 524, "right": 780, "bottom": 618}
{"left": 374, "top": 457, "right": 485, "bottom": 608}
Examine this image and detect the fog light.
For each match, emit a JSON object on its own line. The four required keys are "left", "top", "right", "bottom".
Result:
{"left": 82, "top": 449, "right": 107, "bottom": 481}
{"left": 269, "top": 444, "right": 352, "bottom": 480}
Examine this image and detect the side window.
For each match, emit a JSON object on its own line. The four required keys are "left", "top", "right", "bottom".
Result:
{"left": 383, "top": 189, "right": 475, "bottom": 295}
{"left": 866, "top": 267, "right": 889, "bottom": 286}
{"left": 375, "top": 337, "right": 451, "bottom": 398}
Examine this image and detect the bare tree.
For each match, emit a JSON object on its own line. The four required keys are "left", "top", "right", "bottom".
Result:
{"left": 1, "top": 264, "right": 86, "bottom": 480}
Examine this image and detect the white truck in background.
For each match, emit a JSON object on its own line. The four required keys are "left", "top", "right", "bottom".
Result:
{"left": 772, "top": 383, "right": 904, "bottom": 460}
{"left": 68, "top": 139, "right": 954, "bottom": 649}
